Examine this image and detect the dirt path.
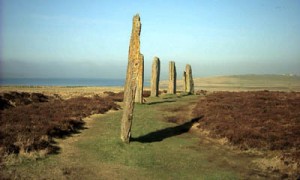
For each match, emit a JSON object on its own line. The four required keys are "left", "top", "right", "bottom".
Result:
{"left": 4, "top": 95, "right": 279, "bottom": 179}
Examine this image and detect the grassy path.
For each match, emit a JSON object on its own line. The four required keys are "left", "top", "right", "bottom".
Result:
{"left": 4, "top": 95, "right": 270, "bottom": 179}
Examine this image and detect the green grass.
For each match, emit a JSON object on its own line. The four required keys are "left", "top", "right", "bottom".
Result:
{"left": 3, "top": 95, "right": 260, "bottom": 179}
{"left": 73, "top": 96, "right": 237, "bottom": 179}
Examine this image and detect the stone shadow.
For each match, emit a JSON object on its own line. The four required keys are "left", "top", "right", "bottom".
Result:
{"left": 146, "top": 99, "right": 176, "bottom": 105}
{"left": 131, "top": 116, "right": 203, "bottom": 143}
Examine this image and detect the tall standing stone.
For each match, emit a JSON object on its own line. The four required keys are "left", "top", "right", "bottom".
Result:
{"left": 185, "top": 64, "right": 194, "bottom": 94}
{"left": 168, "top": 61, "right": 176, "bottom": 94}
{"left": 183, "top": 71, "right": 187, "bottom": 92}
{"left": 150, "top": 57, "right": 160, "bottom": 97}
{"left": 121, "top": 14, "right": 142, "bottom": 143}
{"left": 135, "top": 54, "right": 144, "bottom": 103}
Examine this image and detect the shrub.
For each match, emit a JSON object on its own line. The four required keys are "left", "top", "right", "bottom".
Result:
{"left": 192, "top": 91, "right": 300, "bottom": 162}
{"left": 0, "top": 92, "right": 121, "bottom": 160}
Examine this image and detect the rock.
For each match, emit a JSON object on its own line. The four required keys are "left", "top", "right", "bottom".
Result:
{"left": 185, "top": 64, "right": 194, "bottom": 94}
{"left": 168, "top": 61, "right": 177, "bottom": 94}
{"left": 135, "top": 54, "right": 144, "bottom": 103}
{"left": 183, "top": 71, "right": 187, "bottom": 92}
{"left": 121, "top": 14, "right": 142, "bottom": 143}
{"left": 151, "top": 57, "right": 160, "bottom": 97}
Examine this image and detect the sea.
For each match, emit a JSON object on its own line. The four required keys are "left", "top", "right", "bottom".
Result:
{"left": 0, "top": 78, "right": 151, "bottom": 87}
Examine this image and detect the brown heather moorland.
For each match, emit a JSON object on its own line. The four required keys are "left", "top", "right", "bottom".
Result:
{"left": 0, "top": 91, "right": 123, "bottom": 164}
{"left": 192, "top": 91, "right": 300, "bottom": 169}
{"left": 1, "top": 81, "right": 300, "bottom": 178}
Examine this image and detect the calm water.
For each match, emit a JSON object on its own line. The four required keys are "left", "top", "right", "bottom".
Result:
{"left": 0, "top": 78, "right": 151, "bottom": 87}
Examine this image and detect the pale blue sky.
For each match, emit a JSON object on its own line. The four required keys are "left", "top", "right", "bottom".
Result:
{"left": 1, "top": 0, "right": 300, "bottom": 79}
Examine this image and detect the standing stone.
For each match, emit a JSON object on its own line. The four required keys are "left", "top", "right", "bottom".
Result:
{"left": 185, "top": 64, "right": 194, "bottom": 94}
{"left": 150, "top": 57, "right": 160, "bottom": 97}
{"left": 168, "top": 61, "right": 176, "bottom": 94}
{"left": 135, "top": 54, "right": 144, "bottom": 103}
{"left": 121, "top": 14, "right": 142, "bottom": 143}
{"left": 183, "top": 71, "right": 187, "bottom": 92}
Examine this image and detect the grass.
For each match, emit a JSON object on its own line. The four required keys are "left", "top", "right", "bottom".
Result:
{"left": 159, "top": 74, "right": 300, "bottom": 92}
{"left": 192, "top": 91, "right": 300, "bottom": 176}
{"left": 0, "top": 86, "right": 124, "bottom": 99}
{"left": 2, "top": 95, "right": 247, "bottom": 179}
{"left": 66, "top": 96, "right": 243, "bottom": 179}
{"left": 68, "top": 98, "right": 223, "bottom": 177}
{"left": 2, "top": 93, "right": 296, "bottom": 179}
{"left": 0, "top": 92, "right": 121, "bottom": 163}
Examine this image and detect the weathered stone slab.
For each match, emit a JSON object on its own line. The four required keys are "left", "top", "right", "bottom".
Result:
{"left": 168, "top": 61, "right": 176, "bottom": 94}
{"left": 183, "top": 71, "right": 187, "bottom": 92}
{"left": 121, "top": 14, "right": 142, "bottom": 143}
{"left": 185, "top": 64, "right": 194, "bottom": 94}
{"left": 135, "top": 54, "right": 144, "bottom": 103}
{"left": 151, "top": 57, "right": 160, "bottom": 97}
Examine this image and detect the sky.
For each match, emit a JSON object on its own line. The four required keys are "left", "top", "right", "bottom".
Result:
{"left": 1, "top": 0, "right": 300, "bottom": 79}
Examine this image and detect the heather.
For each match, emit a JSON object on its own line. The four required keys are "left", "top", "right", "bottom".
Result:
{"left": 0, "top": 92, "right": 121, "bottom": 159}
{"left": 192, "top": 91, "right": 300, "bottom": 163}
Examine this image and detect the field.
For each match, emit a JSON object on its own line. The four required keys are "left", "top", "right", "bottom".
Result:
{"left": 0, "top": 86, "right": 124, "bottom": 99}
{"left": 192, "top": 91, "right": 300, "bottom": 176}
{"left": 161, "top": 74, "right": 300, "bottom": 92}
{"left": 0, "top": 91, "right": 123, "bottom": 160}
{"left": 1, "top": 75, "right": 300, "bottom": 179}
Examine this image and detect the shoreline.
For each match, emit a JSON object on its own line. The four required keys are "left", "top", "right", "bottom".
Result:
{"left": 1, "top": 75, "right": 300, "bottom": 98}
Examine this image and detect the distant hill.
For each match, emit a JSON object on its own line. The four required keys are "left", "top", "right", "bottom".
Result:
{"left": 160, "top": 74, "right": 300, "bottom": 92}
